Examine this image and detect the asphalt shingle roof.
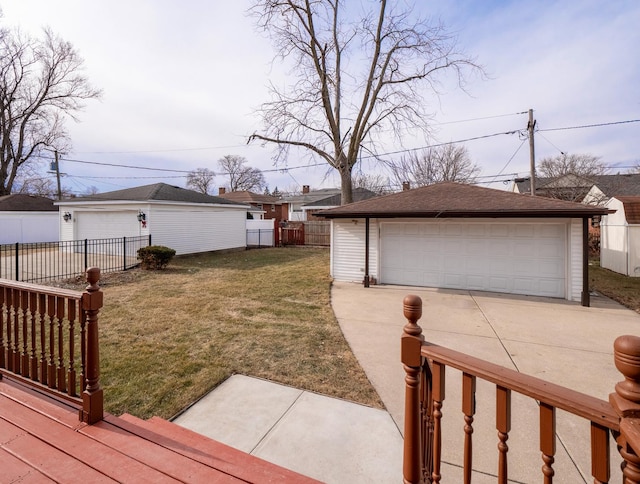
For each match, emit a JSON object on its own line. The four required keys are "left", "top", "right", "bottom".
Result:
{"left": 303, "top": 188, "right": 379, "bottom": 207}
{"left": 318, "top": 182, "right": 611, "bottom": 218}
{"left": 515, "top": 173, "right": 640, "bottom": 198}
{"left": 218, "top": 191, "right": 281, "bottom": 203}
{"left": 62, "top": 183, "right": 244, "bottom": 206}
{"left": 0, "top": 194, "right": 57, "bottom": 211}
{"left": 618, "top": 196, "right": 640, "bottom": 224}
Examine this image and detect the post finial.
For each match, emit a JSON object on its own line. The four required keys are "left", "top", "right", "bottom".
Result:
{"left": 614, "top": 335, "right": 640, "bottom": 406}
{"left": 86, "top": 267, "right": 100, "bottom": 292}
{"left": 403, "top": 295, "right": 423, "bottom": 339}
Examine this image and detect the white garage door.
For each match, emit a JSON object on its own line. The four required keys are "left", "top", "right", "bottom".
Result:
{"left": 380, "top": 222, "right": 566, "bottom": 298}
{"left": 76, "top": 212, "right": 141, "bottom": 240}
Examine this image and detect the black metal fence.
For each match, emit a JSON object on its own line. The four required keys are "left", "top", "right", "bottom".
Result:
{"left": 0, "top": 235, "right": 151, "bottom": 283}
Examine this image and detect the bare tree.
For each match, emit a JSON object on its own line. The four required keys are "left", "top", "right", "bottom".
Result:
{"left": 352, "top": 172, "right": 391, "bottom": 195}
{"left": 537, "top": 153, "right": 607, "bottom": 178}
{"left": 0, "top": 26, "right": 101, "bottom": 195}
{"left": 248, "top": 0, "right": 481, "bottom": 204}
{"left": 390, "top": 143, "right": 480, "bottom": 187}
{"left": 186, "top": 167, "right": 216, "bottom": 194}
{"left": 218, "top": 155, "right": 266, "bottom": 192}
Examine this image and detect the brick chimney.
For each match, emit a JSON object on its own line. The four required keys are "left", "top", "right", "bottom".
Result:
{"left": 402, "top": 182, "right": 410, "bottom": 191}
{"left": 218, "top": 187, "right": 226, "bottom": 195}
{"left": 302, "top": 185, "right": 310, "bottom": 194}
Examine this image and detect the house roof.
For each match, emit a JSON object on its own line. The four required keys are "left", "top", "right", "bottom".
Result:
{"left": 281, "top": 188, "right": 341, "bottom": 204}
{"left": 303, "top": 188, "right": 379, "bottom": 207}
{"left": 0, "top": 193, "right": 58, "bottom": 211}
{"left": 218, "top": 190, "right": 281, "bottom": 204}
{"left": 515, "top": 173, "right": 640, "bottom": 198}
{"left": 57, "top": 183, "right": 245, "bottom": 206}
{"left": 318, "top": 182, "right": 612, "bottom": 218}
{"left": 617, "top": 196, "right": 640, "bottom": 224}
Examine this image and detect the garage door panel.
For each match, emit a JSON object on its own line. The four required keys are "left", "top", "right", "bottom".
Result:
{"left": 381, "top": 222, "right": 566, "bottom": 298}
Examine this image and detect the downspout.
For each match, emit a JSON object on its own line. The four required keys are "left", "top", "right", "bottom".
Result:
{"left": 364, "top": 217, "right": 370, "bottom": 288}
{"left": 581, "top": 217, "right": 590, "bottom": 307}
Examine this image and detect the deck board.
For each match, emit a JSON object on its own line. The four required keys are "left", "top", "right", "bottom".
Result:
{"left": 0, "top": 376, "right": 317, "bottom": 483}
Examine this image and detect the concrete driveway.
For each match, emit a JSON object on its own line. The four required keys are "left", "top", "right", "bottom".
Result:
{"left": 331, "top": 282, "right": 640, "bottom": 483}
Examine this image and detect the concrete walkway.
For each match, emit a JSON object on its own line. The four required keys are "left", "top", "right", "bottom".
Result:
{"left": 174, "top": 282, "right": 640, "bottom": 483}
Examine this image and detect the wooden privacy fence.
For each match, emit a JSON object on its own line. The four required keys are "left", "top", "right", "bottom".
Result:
{"left": 401, "top": 294, "right": 640, "bottom": 483}
{"left": 279, "top": 221, "right": 330, "bottom": 246}
{"left": 0, "top": 268, "right": 104, "bottom": 424}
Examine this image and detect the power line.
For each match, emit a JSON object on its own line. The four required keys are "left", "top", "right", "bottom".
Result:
{"left": 538, "top": 118, "right": 640, "bottom": 132}
{"left": 433, "top": 111, "right": 528, "bottom": 126}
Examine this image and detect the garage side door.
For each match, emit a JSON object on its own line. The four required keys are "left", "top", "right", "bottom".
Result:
{"left": 380, "top": 222, "right": 566, "bottom": 298}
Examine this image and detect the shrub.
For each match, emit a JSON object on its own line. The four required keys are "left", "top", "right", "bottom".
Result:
{"left": 137, "top": 245, "right": 176, "bottom": 270}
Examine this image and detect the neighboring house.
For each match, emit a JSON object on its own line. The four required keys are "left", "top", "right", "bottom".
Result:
{"left": 601, "top": 196, "right": 640, "bottom": 277}
{"left": 319, "top": 182, "right": 610, "bottom": 306}
{"left": 280, "top": 185, "right": 341, "bottom": 221}
{"left": 0, "top": 194, "right": 59, "bottom": 244}
{"left": 302, "top": 188, "right": 379, "bottom": 220}
{"left": 217, "top": 189, "right": 285, "bottom": 221}
{"left": 55, "top": 183, "right": 250, "bottom": 255}
{"left": 513, "top": 173, "right": 640, "bottom": 205}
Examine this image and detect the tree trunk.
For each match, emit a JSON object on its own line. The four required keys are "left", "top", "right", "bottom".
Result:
{"left": 340, "top": 168, "right": 353, "bottom": 205}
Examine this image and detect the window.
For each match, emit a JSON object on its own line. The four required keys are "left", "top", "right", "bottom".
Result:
{"left": 271, "top": 204, "right": 276, "bottom": 211}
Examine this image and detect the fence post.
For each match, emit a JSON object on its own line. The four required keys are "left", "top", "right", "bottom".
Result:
{"left": 149, "top": 234, "right": 152, "bottom": 246}
{"left": 14, "top": 242, "right": 19, "bottom": 281}
{"left": 610, "top": 335, "right": 640, "bottom": 481}
{"left": 80, "top": 267, "right": 104, "bottom": 424}
{"left": 123, "top": 236, "right": 127, "bottom": 270}
{"left": 84, "top": 239, "right": 88, "bottom": 271}
{"left": 402, "top": 295, "right": 425, "bottom": 484}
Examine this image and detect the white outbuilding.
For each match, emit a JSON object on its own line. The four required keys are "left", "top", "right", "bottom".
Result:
{"left": 55, "top": 183, "right": 250, "bottom": 255}
{"left": 319, "top": 182, "right": 611, "bottom": 306}
{"left": 601, "top": 196, "right": 640, "bottom": 277}
{"left": 0, "top": 194, "right": 59, "bottom": 244}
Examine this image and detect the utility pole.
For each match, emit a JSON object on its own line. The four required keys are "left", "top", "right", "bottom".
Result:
{"left": 528, "top": 109, "right": 536, "bottom": 196}
{"left": 54, "top": 151, "right": 62, "bottom": 200}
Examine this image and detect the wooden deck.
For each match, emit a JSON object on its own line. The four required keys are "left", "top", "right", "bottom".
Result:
{"left": 0, "top": 376, "right": 319, "bottom": 483}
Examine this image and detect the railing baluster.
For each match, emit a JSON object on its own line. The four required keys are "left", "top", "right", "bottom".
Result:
{"left": 497, "top": 385, "right": 511, "bottom": 484}
{"left": 0, "top": 285, "right": 5, "bottom": 369}
{"left": 67, "top": 300, "right": 76, "bottom": 396}
{"left": 29, "top": 291, "right": 38, "bottom": 380}
{"left": 540, "top": 402, "right": 556, "bottom": 483}
{"left": 462, "top": 372, "right": 476, "bottom": 484}
{"left": 421, "top": 362, "right": 434, "bottom": 483}
{"left": 47, "top": 294, "right": 56, "bottom": 388}
{"left": 432, "top": 361, "right": 445, "bottom": 483}
{"left": 11, "top": 288, "right": 20, "bottom": 373}
{"left": 38, "top": 293, "right": 46, "bottom": 385}
{"left": 56, "top": 297, "right": 66, "bottom": 393}
{"left": 590, "top": 422, "right": 610, "bottom": 483}
{"left": 20, "top": 290, "right": 28, "bottom": 376}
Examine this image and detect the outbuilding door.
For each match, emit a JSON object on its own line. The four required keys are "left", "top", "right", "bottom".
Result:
{"left": 380, "top": 221, "right": 566, "bottom": 298}
{"left": 76, "top": 211, "right": 141, "bottom": 240}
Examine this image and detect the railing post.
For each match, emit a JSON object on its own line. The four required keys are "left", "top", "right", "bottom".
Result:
{"left": 80, "top": 267, "right": 104, "bottom": 424}
{"left": 610, "top": 335, "right": 640, "bottom": 483}
{"left": 401, "top": 294, "right": 425, "bottom": 484}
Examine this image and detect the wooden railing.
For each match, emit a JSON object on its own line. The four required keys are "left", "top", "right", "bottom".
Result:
{"left": 0, "top": 267, "right": 104, "bottom": 424}
{"left": 401, "top": 294, "right": 640, "bottom": 483}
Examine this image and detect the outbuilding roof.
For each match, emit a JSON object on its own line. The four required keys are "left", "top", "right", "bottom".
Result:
{"left": 218, "top": 190, "right": 281, "bottom": 204}
{"left": 617, "top": 196, "right": 640, "bottom": 224}
{"left": 57, "top": 183, "right": 245, "bottom": 206}
{"left": 0, "top": 194, "right": 57, "bottom": 211}
{"left": 318, "top": 182, "right": 612, "bottom": 218}
{"left": 302, "top": 188, "right": 379, "bottom": 207}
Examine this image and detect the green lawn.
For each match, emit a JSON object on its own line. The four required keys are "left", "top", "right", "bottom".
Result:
{"left": 589, "top": 259, "right": 640, "bottom": 313}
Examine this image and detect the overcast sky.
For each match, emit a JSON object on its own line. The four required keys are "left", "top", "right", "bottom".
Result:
{"left": 3, "top": 0, "right": 639, "bottom": 195}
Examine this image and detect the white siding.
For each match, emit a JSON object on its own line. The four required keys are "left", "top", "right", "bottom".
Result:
{"left": 151, "top": 207, "right": 246, "bottom": 255}
{"left": 330, "top": 219, "right": 378, "bottom": 282}
{"left": 568, "top": 218, "right": 583, "bottom": 301}
{"left": 601, "top": 198, "right": 640, "bottom": 276}
{"left": 0, "top": 212, "right": 59, "bottom": 244}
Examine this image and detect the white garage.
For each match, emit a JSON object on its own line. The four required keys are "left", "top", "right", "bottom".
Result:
{"left": 380, "top": 221, "right": 566, "bottom": 298}
{"left": 320, "top": 183, "right": 611, "bottom": 306}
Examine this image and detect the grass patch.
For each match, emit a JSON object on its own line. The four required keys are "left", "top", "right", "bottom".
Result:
{"left": 590, "top": 259, "right": 640, "bottom": 313}
{"left": 57, "top": 248, "right": 383, "bottom": 419}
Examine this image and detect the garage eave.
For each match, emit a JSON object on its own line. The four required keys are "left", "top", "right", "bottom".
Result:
{"left": 320, "top": 209, "right": 611, "bottom": 219}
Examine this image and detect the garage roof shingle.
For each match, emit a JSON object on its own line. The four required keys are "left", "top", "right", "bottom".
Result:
{"left": 318, "top": 182, "right": 612, "bottom": 218}
{"left": 0, "top": 194, "right": 57, "bottom": 211}
{"left": 60, "top": 183, "right": 244, "bottom": 206}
